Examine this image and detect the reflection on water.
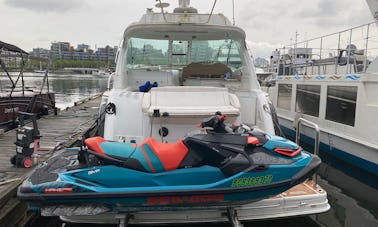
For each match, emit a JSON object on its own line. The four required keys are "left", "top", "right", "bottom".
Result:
{"left": 287, "top": 134, "right": 378, "bottom": 227}
{"left": 312, "top": 174, "right": 378, "bottom": 227}
{"left": 0, "top": 73, "right": 108, "bottom": 110}
{"left": 49, "top": 74, "right": 108, "bottom": 109}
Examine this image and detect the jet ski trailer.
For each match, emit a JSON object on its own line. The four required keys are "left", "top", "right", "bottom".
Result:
{"left": 56, "top": 179, "right": 328, "bottom": 227}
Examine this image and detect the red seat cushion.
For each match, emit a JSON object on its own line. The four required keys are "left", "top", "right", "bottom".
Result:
{"left": 85, "top": 136, "right": 107, "bottom": 155}
{"left": 142, "top": 138, "right": 189, "bottom": 171}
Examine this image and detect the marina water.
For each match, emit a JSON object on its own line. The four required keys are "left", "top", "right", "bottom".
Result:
{"left": 2, "top": 73, "right": 376, "bottom": 226}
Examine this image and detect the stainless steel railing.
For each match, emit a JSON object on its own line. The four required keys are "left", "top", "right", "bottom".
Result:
{"left": 295, "top": 117, "right": 320, "bottom": 186}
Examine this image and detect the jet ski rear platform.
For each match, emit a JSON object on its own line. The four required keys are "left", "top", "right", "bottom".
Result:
{"left": 48, "top": 179, "right": 329, "bottom": 227}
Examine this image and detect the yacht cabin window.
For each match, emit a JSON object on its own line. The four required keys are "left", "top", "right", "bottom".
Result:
{"left": 126, "top": 38, "right": 169, "bottom": 67}
{"left": 325, "top": 86, "right": 357, "bottom": 126}
{"left": 126, "top": 37, "right": 242, "bottom": 72}
{"left": 296, "top": 85, "right": 321, "bottom": 117}
{"left": 172, "top": 40, "right": 188, "bottom": 65}
{"left": 277, "top": 84, "right": 292, "bottom": 110}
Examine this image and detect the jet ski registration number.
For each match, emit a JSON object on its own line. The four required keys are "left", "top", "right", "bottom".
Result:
{"left": 231, "top": 175, "right": 273, "bottom": 188}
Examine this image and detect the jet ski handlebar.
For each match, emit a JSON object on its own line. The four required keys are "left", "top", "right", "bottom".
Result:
{"left": 200, "top": 112, "right": 256, "bottom": 166}
{"left": 200, "top": 112, "right": 252, "bottom": 134}
{"left": 200, "top": 112, "right": 233, "bottom": 133}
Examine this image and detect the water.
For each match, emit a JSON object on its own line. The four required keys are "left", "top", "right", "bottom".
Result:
{"left": 4, "top": 73, "right": 376, "bottom": 226}
{"left": 48, "top": 74, "right": 108, "bottom": 110}
{"left": 0, "top": 72, "right": 108, "bottom": 110}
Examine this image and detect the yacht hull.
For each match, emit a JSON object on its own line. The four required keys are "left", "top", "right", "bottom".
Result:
{"left": 277, "top": 116, "right": 378, "bottom": 188}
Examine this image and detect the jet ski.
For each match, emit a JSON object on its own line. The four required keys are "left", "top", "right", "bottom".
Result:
{"left": 18, "top": 114, "right": 321, "bottom": 212}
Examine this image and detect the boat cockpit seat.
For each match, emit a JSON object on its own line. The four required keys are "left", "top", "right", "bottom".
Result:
{"left": 142, "top": 86, "right": 241, "bottom": 117}
{"left": 84, "top": 136, "right": 189, "bottom": 173}
{"left": 182, "top": 62, "right": 232, "bottom": 81}
{"left": 127, "top": 69, "right": 180, "bottom": 91}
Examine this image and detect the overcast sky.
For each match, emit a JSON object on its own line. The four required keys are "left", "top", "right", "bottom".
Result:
{"left": 1, "top": 0, "right": 373, "bottom": 58}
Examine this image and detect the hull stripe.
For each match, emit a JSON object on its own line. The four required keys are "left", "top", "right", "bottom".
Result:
{"left": 141, "top": 146, "right": 155, "bottom": 173}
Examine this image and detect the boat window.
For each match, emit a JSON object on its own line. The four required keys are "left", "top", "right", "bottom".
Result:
{"left": 125, "top": 38, "right": 242, "bottom": 71}
{"left": 277, "top": 84, "right": 292, "bottom": 110}
{"left": 296, "top": 85, "right": 320, "bottom": 117}
{"left": 326, "top": 86, "right": 357, "bottom": 126}
{"left": 190, "top": 39, "right": 242, "bottom": 71}
{"left": 126, "top": 38, "right": 169, "bottom": 68}
{"left": 172, "top": 40, "right": 188, "bottom": 65}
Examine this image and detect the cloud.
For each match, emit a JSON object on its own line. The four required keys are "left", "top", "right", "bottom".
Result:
{"left": 4, "top": 0, "right": 85, "bottom": 13}
{"left": 246, "top": 40, "right": 282, "bottom": 59}
{"left": 296, "top": 0, "right": 371, "bottom": 28}
{"left": 234, "top": 0, "right": 372, "bottom": 57}
{"left": 297, "top": 0, "right": 340, "bottom": 18}
{"left": 1, "top": 0, "right": 372, "bottom": 57}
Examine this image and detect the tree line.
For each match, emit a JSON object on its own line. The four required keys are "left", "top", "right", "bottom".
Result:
{"left": 28, "top": 59, "right": 115, "bottom": 70}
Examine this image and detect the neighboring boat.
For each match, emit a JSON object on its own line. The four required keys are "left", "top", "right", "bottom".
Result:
{"left": 33, "top": 70, "right": 46, "bottom": 74}
{"left": 18, "top": 114, "right": 321, "bottom": 212}
{"left": 18, "top": 1, "right": 329, "bottom": 225}
{"left": 265, "top": 21, "right": 378, "bottom": 185}
{"left": 92, "top": 68, "right": 112, "bottom": 77}
{"left": 255, "top": 67, "right": 276, "bottom": 87}
{"left": 0, "top": 41, "right": 56, "bottom": 131}
{"left": 34, "top": 61, "right": 46, "bottom": 74}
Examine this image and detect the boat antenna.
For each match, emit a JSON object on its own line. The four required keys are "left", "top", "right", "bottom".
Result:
{"left": 232, "top": 0, "right": 235, "bottom": 25}
{"left": 156, "top": 0, "right": 170, "bottom": 23}
{"left": 207, "top": 0, "right": 217, "bottom": 23}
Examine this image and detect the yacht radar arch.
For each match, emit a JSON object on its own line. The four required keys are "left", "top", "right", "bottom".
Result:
{"left": 155, "top": 0, "right": 218, "bottom": 23}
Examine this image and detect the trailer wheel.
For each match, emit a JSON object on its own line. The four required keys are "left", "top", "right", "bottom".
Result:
{"left": 22, "top": 157, "right": 33, "bottom": 168}
{"left": 10, "top": 155, "right": 16, "bottom": 165}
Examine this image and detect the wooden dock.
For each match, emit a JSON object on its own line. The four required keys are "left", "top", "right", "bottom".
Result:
{"left": 0, "top": 94, "right": 102, "bottom": 227}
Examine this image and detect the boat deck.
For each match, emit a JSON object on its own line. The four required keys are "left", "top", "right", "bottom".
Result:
{"left": 0, "top": 94, "right": 102, "bottom": 227}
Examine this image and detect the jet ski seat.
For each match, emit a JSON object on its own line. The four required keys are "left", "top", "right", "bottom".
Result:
{"left": 140, "top": 137, "right": 189, "bottom": 171}
{"left": 84, "top": 136, "right": 189, "bottom": 173}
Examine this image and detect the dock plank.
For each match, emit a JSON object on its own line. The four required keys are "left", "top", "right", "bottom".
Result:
{"left": 0, "top": 94, "right": 102, "bottom": 226}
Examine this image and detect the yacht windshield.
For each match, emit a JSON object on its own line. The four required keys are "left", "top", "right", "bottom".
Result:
{"left": 126, "top": 38, "right": 242, "bottom": 70}
{"left": 126, "top": 38, "right": 169, "bottom": 67}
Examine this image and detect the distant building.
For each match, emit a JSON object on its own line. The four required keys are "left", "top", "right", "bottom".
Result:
{"left": 0, "top": 50, "right": 25, "bottom": 67}
{"left": 77, "top": 44, "right": 90, "bottom": 53}
{"left": 94, "top": 45, "right": 117, "bottom": 63}
{"left": 254, "top": 57, "right": 269, "bottom": 68}
{"left": 50, "top": 42, "right": 70, "bottom": 60}
{"left": 30, "top": 48, "right": 50, "bottom": 60}
{"left": 45, "top": 41, "right": 117, "bottom": 64}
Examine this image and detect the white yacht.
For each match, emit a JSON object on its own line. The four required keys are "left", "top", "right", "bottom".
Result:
{"left": 101, "top": 2, "right": 278, "bottom": 142}
{"left": 266, "top": 20, "right": 378, "bottom": 182}
{"left": 61, "top": 1, "right": 329, "bottom": 225}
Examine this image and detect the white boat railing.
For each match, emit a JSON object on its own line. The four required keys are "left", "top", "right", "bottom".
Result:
{"left": 277, "top": 21, "right": 378, "bottom": 75}
{"left": 295, "top": 118, "right": 320, "bottom": 186}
